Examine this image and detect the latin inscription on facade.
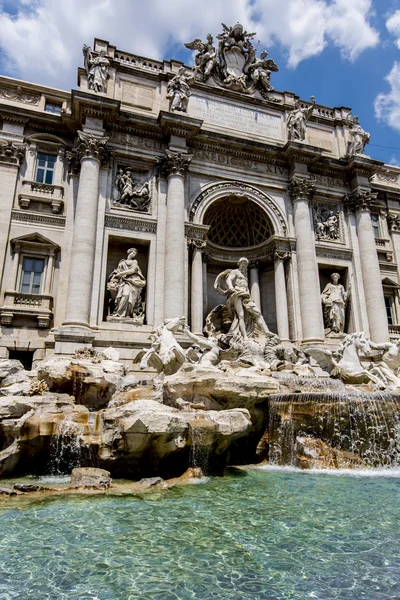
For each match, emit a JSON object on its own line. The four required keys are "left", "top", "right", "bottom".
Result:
{"left": 189, "top": 96, "right": 283, "bottom": 141}
{"left": 193, "top": 150, "right": 288, "bottom": 176}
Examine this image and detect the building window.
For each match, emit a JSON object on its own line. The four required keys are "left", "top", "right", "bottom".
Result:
{"left": 371, "top": 214, "right": 380, "bottom": 239}
{"left": 20, "top": 257, "right": 45, "bottom": 294}
{"left": 45, "top": 101, "right": 62, "bottom": 115}
{"left": 384, "top": 295, "right": 394, "bottom": 325}
{"left": 35, "top": 153, "right": 56, "bottom": 184}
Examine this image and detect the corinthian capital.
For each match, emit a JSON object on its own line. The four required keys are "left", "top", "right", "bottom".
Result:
{"left": 157, "top": 150, "right": 192, "bottom": 177}
{"left": 343, "top": 190, "right": 378, "bottom": 214}
{"left": 76, "top": 131, "right": 109, "bottom": 163}
{"left": 0, "top": 141, "right": 26, "bottom": 166}
{"left": 288, "top": 177, "right": 315, "bottom": 203}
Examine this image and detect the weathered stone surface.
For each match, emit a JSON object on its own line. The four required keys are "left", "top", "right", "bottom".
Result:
{"left": 0, "top": 487, "right": 17, "bottom": 495}
{"left": 138, "top": 477, "right": 164, "bottom": 487}
{"left": 295, "top": 437, "right": 367, "bottom": 470}
{"left": 70, "top": 467, "right": 112, "bottom": 488}
{"left": 164, "top": 369, "right": 279, "bottom": 411}
{"left": 13, "top": 483, "right": 44, "bottom": 492}
{"left": 37, "top": 357, "right": 126, "bottom": 410}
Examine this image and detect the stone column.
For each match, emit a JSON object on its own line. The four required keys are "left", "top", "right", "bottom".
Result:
{"left": 203, "top": 252, "right": 209, "bottom": 321}
{"left": 62, "top": 132, "right": 109, "bottom": 332}
{"left": 162, "top": 150, "right": 192, "bottom": 319}
{"left": 345, "top": 191, "right": 389, "bottom": 342}
{"left": 289, "top": 178, "right": 324, "bottom": 343}
{"left": 190, "top": 240, "right": 206, "bottom": 333}
{"left": 8, "top": 243, "right": 21, "bottom": 291}
{"left": 273, "top": 251, "right": 290, "bottom": 341}
{"left": 44, "top": 251, "right": 55, "bottom": 295}
{"left": 249, "top": 261, "right": 261, "bottom": 310}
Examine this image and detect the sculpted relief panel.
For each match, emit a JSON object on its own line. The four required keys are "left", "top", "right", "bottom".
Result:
{"left": 188, "top": 96, "right": 283, "bottom": 141}
{"left": 112, "top": 166, "right": 151, "bottom": 212}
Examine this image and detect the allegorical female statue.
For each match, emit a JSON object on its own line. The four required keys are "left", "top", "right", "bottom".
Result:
{"left": 107, "top": 248, "right": 146, "bottom": 321}
{"left": 321, "top": 272, "right": 351, "bottom": 335}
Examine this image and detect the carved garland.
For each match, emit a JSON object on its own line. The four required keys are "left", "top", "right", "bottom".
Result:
{"left": 189, "top": 181, "right": 287, "bottom": 235}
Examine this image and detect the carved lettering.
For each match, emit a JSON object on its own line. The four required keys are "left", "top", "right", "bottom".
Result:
{"left": 189, "top": 96, "right": 283, "bottom": 140}
{"left": 192, "top": 150, "right": 288, "bottom": 176}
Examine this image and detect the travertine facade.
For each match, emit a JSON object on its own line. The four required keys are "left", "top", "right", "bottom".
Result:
{"left": 0, "top": 30, "right": 400, "bottom": 368}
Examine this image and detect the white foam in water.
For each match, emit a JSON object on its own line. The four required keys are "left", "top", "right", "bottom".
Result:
{"left": 185, "top": 476, "right": 211, "bottom": 485}
{"left": 254, "top": 464, "right": 400, "bottom": 477}
{"left": 38, "top": 475, "right": 71, "bottom": 484}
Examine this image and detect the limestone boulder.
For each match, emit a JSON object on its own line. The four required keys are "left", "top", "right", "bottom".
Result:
{"left": 70, "top": 467, "right": 111, "bottom": 489}
{"left": 163, "top": 368, "right": 279, "bottom": 412}
{"left": 37, "top": 357, "right": 127, "bottom": 410}
{"left": 295, "top": 437, "right": 367, "bottom": 470}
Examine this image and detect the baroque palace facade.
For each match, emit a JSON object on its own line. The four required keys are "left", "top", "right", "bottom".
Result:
{"left": 0, "top": 25, "right": 400, "bottom": 367}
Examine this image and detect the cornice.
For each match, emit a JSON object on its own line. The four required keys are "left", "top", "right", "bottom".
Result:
{"left": 104, "top": 213, "right": 157, "bottom": 233}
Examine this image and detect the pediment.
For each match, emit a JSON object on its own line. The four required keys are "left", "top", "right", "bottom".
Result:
{"left": 11, "top": 233, "right": 60, "bottom": 251}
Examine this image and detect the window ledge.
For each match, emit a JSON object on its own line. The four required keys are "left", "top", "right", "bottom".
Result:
{"left": 0, "top": 291, "right": 53, "bottom": 328}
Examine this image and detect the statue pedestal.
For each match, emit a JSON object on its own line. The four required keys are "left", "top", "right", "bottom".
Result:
{"left": 53, "top": 325, "right": 95, "bottom": 356}
{"left": 106, "top": 315, "right": 145, "bottom": 325}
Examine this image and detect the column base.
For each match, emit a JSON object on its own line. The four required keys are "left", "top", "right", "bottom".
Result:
{"left": 53, "top": 325, "right": 95, "bottom": 355}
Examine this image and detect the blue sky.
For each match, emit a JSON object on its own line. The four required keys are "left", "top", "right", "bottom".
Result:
{"left": 1, "top": 0, "right": 400, "bottom": 165}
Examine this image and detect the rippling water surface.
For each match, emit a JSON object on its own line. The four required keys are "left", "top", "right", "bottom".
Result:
{"left": 1, "top": 468, "right": 400, "bottom": 599}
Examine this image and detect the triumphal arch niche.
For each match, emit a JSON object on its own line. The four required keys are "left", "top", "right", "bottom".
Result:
{"left": 189, "top": 181, "right": 293, "bottom": 341}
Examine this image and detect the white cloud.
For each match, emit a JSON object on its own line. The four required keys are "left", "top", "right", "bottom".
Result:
{"left": 374, "top": 10, "right": 400, "bottom": 131}
{"left": 253, "top": 0, "right": 379, "bottom": 67}
{"left": 386, "top": 9, "right": 400, "bottom": 49}
{"left": 0, "top": 0, "right": 379, "bottom": 89}
{"left": 375, "top": 61, "right": 400, "bottom": 131}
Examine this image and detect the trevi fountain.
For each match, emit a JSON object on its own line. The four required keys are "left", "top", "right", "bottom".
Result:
{"left": 0, "top": 22, "right": 399, "bottom": 600}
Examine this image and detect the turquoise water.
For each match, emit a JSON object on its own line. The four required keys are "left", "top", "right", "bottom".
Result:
{"left": 1, "top": 468, "right": 400, "bottom": 600}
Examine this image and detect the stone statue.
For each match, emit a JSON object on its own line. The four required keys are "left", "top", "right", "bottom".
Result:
{"left": 307, "top": 332, "right": 386, "bottom": 387}
{"left": 345, "top": 116, "right": 370, "bottom": 158}
{"left": 83, "top": 45, "right": 110, "bottom": 93}
{"left": 107, "top": 248, "right": 146, "bottom": 322}
{"left": 185, "top": 35, "right": 218, "bottom": 80}
{"left": 217, "top": 23, "right": 257, "bottom": 92}
{"left": 248, "top": 50, "right": 279, "bottom": 93}
{"left": 287, "top": 100, "right": 314, "bottom": 142}
{"left": 214, "top": 257, "right": 271, "bottom": 341}
{"left": 115, "top": 168, "right": 151, "bottom": 211}
{"left": 167, "top": 67, "right": 195, "bottom": 112}
{"left": 313, "top": 206, "right": 340, "bottom": 241}
{"left": 368, "top": 340, "right": 400, "bottom": 389}
{"left": 321, "top": 273, "right": 351, "bottom": 335}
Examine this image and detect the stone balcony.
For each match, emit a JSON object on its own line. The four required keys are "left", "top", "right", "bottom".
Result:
{"left": 0, "top": 290, "right": 53, "bottom": 328}
{"left": 18, "top": 179, "right": 64, "bottom": 214}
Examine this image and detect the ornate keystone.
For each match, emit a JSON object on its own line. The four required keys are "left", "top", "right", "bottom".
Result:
{"left": 288, "top": 178, "right": 315, "bottom": 203}
{"left": 0, "top": 141, "right": 26, "bottom": 166}
{"left": 343, "top": 190, "right": 378, "bottom": 213}
{"left": 156, "top": 150, "right": 192, "bottom": 177}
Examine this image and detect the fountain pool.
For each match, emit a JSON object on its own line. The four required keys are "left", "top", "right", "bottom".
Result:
{"left": 0, "top": 468, "right": 399, "bottom": 599}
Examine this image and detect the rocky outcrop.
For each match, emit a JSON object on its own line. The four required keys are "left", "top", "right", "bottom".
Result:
{"left": 295, "top": 437, "right": 367, "bottom": 469}
{"left": 37, "top": 357, "right": 129, "bottom": 410}
{"left": 70, "top": 467, "right": 111, "bottom": 488}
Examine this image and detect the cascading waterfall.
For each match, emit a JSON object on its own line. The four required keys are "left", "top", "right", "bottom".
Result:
{"left": 268, "top": 391, "right": 400, "bottom": 468}
{"left": 48, "top": 414, "right": 85, "bottom": 475}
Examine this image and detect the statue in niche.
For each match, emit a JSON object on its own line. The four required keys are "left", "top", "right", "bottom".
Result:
{"left": 167, "top": 67, "right": 195, "bottom": 112}
{"left": 82, "top": 45, "right": 110, "bottom": 93}
{"left": 114, "top": 167, "right": 151, "bottom": 211}
{"left": 213, "top": 257, "right": 271, "bottom": 341}
{"left": 185, "top": 35, "right": 218, "bottom": 80}
{"left": 321, "top": 273, "right": 351, "bottom": 335}
{"left": 313, "top": 206, "right": 340, "bottom": 241}
{"left": 345, "top": 116, "right": 370, "bottom": 158}
{"left": 248, "top": 50, "right": 278, "bottom": 93}
{"left": 107, "top": 248, "right": 146, "bottom": 323}
{"left": 287, "top": 99, "right": 315, "bottom": 142}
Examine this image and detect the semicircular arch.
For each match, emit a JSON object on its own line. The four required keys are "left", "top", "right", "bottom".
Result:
{"left": 189, "top": 181, "right": 287, "bottom": 237}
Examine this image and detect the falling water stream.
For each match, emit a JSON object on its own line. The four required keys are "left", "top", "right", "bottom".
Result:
{"left": 268, "top": 391, "right": 400, "bottom": 468}
{"left": 48, "top": 414, "right": 85, "bottom": 475}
